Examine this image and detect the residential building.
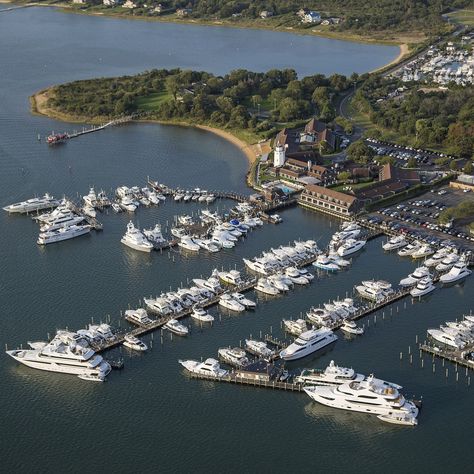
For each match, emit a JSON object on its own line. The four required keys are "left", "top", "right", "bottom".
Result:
{"left": 176, "top": 8, "right": 192, "bottom": 17}
{"left": 122, "top": 0, "right": 136, "bottom": 8}
{"left": 260, "top": 10, "right": 273, "bottom": 19}
{"left": 302, "top": 11, "right": 321, "bottom": 24}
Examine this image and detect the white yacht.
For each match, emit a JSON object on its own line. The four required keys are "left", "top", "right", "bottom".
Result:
{"left": 191, "top": 307, "right": 215, "bottom": 322}
{"left": 34, "top": 201, "right": 72, "bottom": 223}
{"left": 193, "top": 276, "right": 222, "bottom": 294}
{"left": 6, "top": 331, "right": 111, "bottom": 381}
{"left": 425, "top": 248, "right": 451, "bottom": 267}
{"left": 3, "top": 193, "right": 60, "bottom": 214}
{"left": 179, "top": 358, "right": 228, "bottom": 377}
{"left": 244, "top": 340, "right": 275, "bottom": 360}
{"left": 327, "top": 251, "right": 351, "bottom": 268}
{"left": 83, "top": 205, "right": 96, "bottom": 218}
{"left": 428, "top": 329, "right": 466, "bottom": 349}
{"left": 124, "top": 308, "right": 153, "bottom": 326}
{"left": 123, "top": 335, "right": 147, "bottom": 351}
{"left": 219, "top": 294, "right": 245, "bottom": 312}
{"left": 144, "top": 297, "right": 173, "bottom": 316}
{"left": 313, "top": 255, "right": 340, "bottom": 271}
{"left": 178, "top": 237, "right": 200, "bottom": 252}
{"left": 255, "top": 278, "right": 280, "bottom": 295}
{"left": 268, "top": 273, "right": 291, "bottom": 292}
{"left": 218, "top": 347, "right": 249, "bottom": 367}
{"left": 280, "top": 328, "right": 337, "bottom": 361}
{"left": 398, "top": 241, "right": 422, "bottom": 257}
{"left": 195, "top": 239, "right": 221, "bottom": 253}
{"left": 143, "top": 224, "right": 167, "bottom": 246}
{"left": 399, "top": 266, "right": 432, "bottom": 287}
{"left": 307, "top": 308, "right": 335, "bottom": 327}
{"left": 303, "top": 374, "right": 418, "bottom": 424}
{"left": 295, "top": 360, "right": 365, "bottom": 386}
{"left": 218, "top": 270, "right": 243, "bottom": 285}
{"left": 231, "top": 292, "right": 256, "bottom": 309}
{"left": 382, "top": 235, "right": 407, "bottom": 251}
{"left": 355, "top": 280, "right": 394, "bottom": 302}
{"left": 337, "top": 239, "right": 366, "bottom": 257}
{"left": 435, "top": 253, "right": 460, "bottom": 272}
{"left": 410, "top": 277, "right": 436, "bottom": 297}
{"left": 37, "top": 224, "right": 91, "bottom": 245}
{"left": 283, "top": 318, "right": 309, "bottom": 336}
{"left": 39, "top": 214, "right": 85, "bottom": 232}
{"left": 285, "top": 267, "right": 309, "bottom": 285}
{"left": 411, "top": 244, "right": 434, "bottom": 259}
{"left": 439, "top": 260, "right": 472, "bottom": 284}
{"left": 120, "top": 197, "right": 137, "bottom": 212}
{"left": 121, "top": 222, "right": 153, "bottom": 252}
{"left": 83, "top": 187, "right": 98, "bottom": 207}
{"left": 164, "top": 319, "right": 188, "bottom": 336}
{"left": 340, "top": 320, "right": 364, "bottom": 335}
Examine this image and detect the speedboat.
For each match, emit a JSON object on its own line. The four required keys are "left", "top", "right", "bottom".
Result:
{"left": 280, "top": 328, "right": 337, "bottom": 361}
{"left": 164, "top": 319, "right": 188, "bottom": 336}
{"left": 218, "top": 270, "right": 242, "bottom": 285}
{"left": 231, "top": 292, "right": 257, "bottom": 309}
{"left": 337, "top": 239, "right": 366, "bottom": 257}
{"left": 178, "top": 237, "right": 200, "bottom": 252}
{"left": 398, "top": 241, "right": 422, "bottom": 257}
{"left": 121, "top": 222, "right": 153, "bottom": 252}
{"left": 382, "top": 235, "right": 407, "bottom": 251}
{"left": 303, "top": 374, "right": 418, "bottom": 424}
{"left": 399, "top": 266, "right": 432, "bottom": 287}
{"left": 411, "top": 244, "right": 434, "bottom": 259}
{"left": 218, "top": 347, "right": 249, "bottom": 367}
{"left": 219, "top": 294, "right": 245, "bottom": 312}
{"left": 340, "top": 320, "right": 364, "bottom": 335}
{"left": 191, "top": 307, "right": 215, "bottom": 322}
{"left": 3, "top": 193, "right": 60, "bottom": 214}
{"left": 439, "top": 260, "right": 472, "bottom": 284}
{"left": 313, "top": 255, "right": 340, "bottom": 271}
{"left": 410, "top": 277, "right": 436, "bottom": 297}
{"left": 123, "top": 335, "right": 147, "bottom": 351}
{"left": 377, "top": 414, "right": 418, "bottom": 426}
{"left": 37, "top": 224, "right": 91, "bottom": 245}
{"left": 244, "top": 339, "right": 275, "bottom": 360}
{"left": 255, "top": 278, "right": 280, "bottom": 295}
{"left": 179, "top": 358, "right": 228, "bottom": 377}
{"left": 124, "top": 308, "right": 153, "bottom": 326}
{"left": 283, "top": 319, "right": 308, "bottom": 336}
{"left": 295, "top": 360, "right": 365, "bottom": 386}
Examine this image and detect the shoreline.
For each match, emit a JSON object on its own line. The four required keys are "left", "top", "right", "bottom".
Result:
{"left": 31, "top": 89, "right": 261, "bottom": 165}
{"left": 370, "top": 43, "right": 409, "bottom": 73}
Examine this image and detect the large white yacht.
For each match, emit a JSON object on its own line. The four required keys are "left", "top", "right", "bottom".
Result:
{"left": 398, "top": 241, "right": 422, "bottom": 257}
{"left": 219, "top": 294, "right": 245, "bottom": 312}
{"left": 121, "top": 221, "right": 153, "bottom": 252}
{"left": 245, "top": 339, "right": 275, "bottom": 360}
{"left": 399, "top": 266, "right": 432, "bottom": 287}
{"left": 439, "top": 259, "right": 472, "bottom": 284}
{"left": 303, "top": 374, "right": 418, "bottom": 424}
{"left": 337, "top": 239, "right": 366, "bottom": 257}
{"left": 164, "top": 319, "right": 188, "bottom": 336}
{"left": 3, "top": 193, "right": 60, "bottom": 213}
{"left": 425, "top": 248, "right": 451, "bottom": 267}
{"left": 411, "top": 244, "right": 434, "bottom": 259}
{"left": 255, "top": 278, "right": 280, "bottom": 295}
{"left": 218, "top": 347, "right": 249, "bottom": 367}
{"left": 410, "top": 277, "right": 436, "bottom": 297}
{"left": 427, "top": 329, "right": 466, "bottom": 349}
{"left": 178, "top": 237, "right": 200, "bottom": 252}
{"left": 83, "top": 187, "right": 98, "bottom": 207}
{"left": 124, "top": 308, "right": 153, "bottom": 326}
{"left": 143, "top": 224, "right": 167, "bottom": 247}
{"left": 40, "top": 214, "right": 85, "bottom": 232}
{"left": 191, "top": 307, "right": 215, "bottom": 322}
{"left": 283, "top": 318, "right": 309, "bottom": 336}
{"left": 179, "top": 358, "right": 228, "bottom": 377}
{"left": 37, "top": 224, "right": 91, "bottom": 245}
{"left": 218, "top": 270, "right": 243, "bottom": 285}
{"left": 295, "top": 360, "right": 365, "bottom": 386}
{"left": 280, "top": 328, "right": 337, "bottom": 361}
{"left": 231, "top": 292, "right": 256, "bottom": 309}
{"left": 6, "top": 331, "right": 111, "bottom": 381}
{"left": 382, "top": 235, "right": 407, "bottom": 251}
{"left": 435, "top": 253, "right": 460, "bottom": 272}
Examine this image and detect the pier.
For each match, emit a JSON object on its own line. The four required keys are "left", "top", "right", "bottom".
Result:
{"left": 66, "top": 199, "right": 103, "bottom": 230}
{"left": 420, "top": 343, "right": 474, "bottom": 369}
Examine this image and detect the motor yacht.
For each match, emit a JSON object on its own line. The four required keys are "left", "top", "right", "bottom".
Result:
{"left": 178, "top": 237, "right": 200, "bottom": 252}
{"left": 285, "top": 267, "right": 309, "bottom": 285}
{"left": 193, "top": 276, "right": 222, "bottom": 294}
{"left": 83, "top": 205, "right": 96, "bottom": 218}
{"left": 40, "top": 214, "right": 85, "bottom": 232}
{"left": 267, "top": 274, "right": 291, "bottom": 292}
{"left": 121, "top": 222, "right": 153, "bottom": 252}
{"left": 303, "top": 374, "right": 418, "bottom": 424}
{"left": 435, "top": 253, "right": 460, "bottom": 272}
{"left": 34, "top": 201, "right": 72, "bottom": 223}
{"left": 218, "top": 270, "right": 242, "bottom": 285}
{"left": 6, "top": 331, "right": 111, "bottom": 381}
{"left": 195, "top": 239, "right": 221, "bottom": 253}
{"left": 399, "top": 266, "right": 432, "bottom": 287}
{"left": 355, "top": 280, "right": 394, "bottom": 302}
{"left": 3, "top": 193, "right": 60, "bottom": 214}
{"left": 179, "top": 358, "right": 228, "bottom": 377}
{"left": 37, "top": 224, "right": 91, "bottom": 245}
{"left": 218, "top": 347, "right": 249, "bottom": 367}
{"left": 83, "top": 187, "right": 98, "bottom": 208}
{"left": 410, "top": 277, "right": 436, "bottom": 297}
{"left": 427, "top": 329, "right": 466, "bottom": 349}
{"left": 174, "top": 192, "right": 184, "bottom": 202}
{"left": 337, "top": 239, "right": 366, "bottom": 257}
{"left": 340, "top": 320, "right": 364, "bottom": 335}
{"left": 411, "top": 244, "right": 434, "bottom": 259}
{"left": 178, "top": 215, "right": 194, "bottom": 226}
{"left": 120, "top": 197, "right": 137, "bottom": 212}
{"left": 164, "top": 319, "right": 188, "bottom": 336}
{"left": 313, "top": 255, "right": 340, "bottom": 271}
{"left": 398, "top": 241, "right": 422, "bottom": 257}
{"left": 144, "top": 297, "right": 174, "bottom": 316}
{"left": 439, "top": 259, "right": 472, "bottom": 284}
{"left": 327, "top": 252, "right": 351, "bottom": 268}
{"left": 243, "top": 339, "right": 275, "bottom": 359}
{"left": 295, "top": 360, "right": 365, "bottom": 386}
{"left": 143, "top": 224, "right": 167, "bottom": 247}
{"left": 425, "top": 248, "right": 451, "bottom": 267}
{"left": 280, "top": 328, "right": 337, "bottom": 361}
{"left": 164, "top": 293, "right": 184, "bottom": 313}
{"left": 191, "top": 307, "right": 215, "bottom": 323}
{"left": 219, "top": 294, "right": 245, "bottom": 312}
{"left": 87, "top": 324, "right": 116, "bottom": 342}
{"left": 283, "top": 319, "right": 309, "bottom": 336}
{"left": 231, "top": 292, "right": 256, "bottom": 309}
{"left": 382, "top": 235, "right": 407, "bottom": 251}
{"left": 307, "top": 308, "right": 335, "bottom": 327}
{"left": 124, "top": 308, "right": 153, "bottom": 326}
{"left": 123, "top": 335, "right": 147, "bottom": 351}
{"left": 111, "top": 203, "right": 122, "bottom": 213}
{"left": 243, "top": 258, "right": 276, "bottom": 275}
{"left": 255, "top": 278, "right": 280, "bottom": 295}
{"left": 183, "top": 193, "right": 192, "bottom": 202}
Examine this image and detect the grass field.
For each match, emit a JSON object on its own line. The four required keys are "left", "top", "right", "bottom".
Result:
{"left": 135, "top": 91, "right": 172, "bottom": 111}
{"left": 446, "top": 8, "right": 474, "bottom": 26}
{"left": 331, "top": 181, "right": 375, "bottom": 192}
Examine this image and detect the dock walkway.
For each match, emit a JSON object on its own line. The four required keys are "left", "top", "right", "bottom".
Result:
{"left": 420, "top": 344, "right": 474, "bottom": 369}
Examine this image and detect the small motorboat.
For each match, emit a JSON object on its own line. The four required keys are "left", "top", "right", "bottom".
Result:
{"left": 340, "top": 320, "right": 364, "bottom": 335}
{"left": 219, "top": 294, "right": 245, "bottom": 312}
{"left": 377, "top": 414, "right": 418, "bottom": 426}
{"left": 191, "top": 307, "right": 215, "bottom": 322}
{"left": 164, "top": 319, "right": 189, "bottom": 336}
{"left": 123, "top": 335, "right": 148, "bottom": 351}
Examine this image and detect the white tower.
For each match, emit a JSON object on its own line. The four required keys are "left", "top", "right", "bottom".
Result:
{"left": 274, "top": 142, "right": 286, "bottom": 168}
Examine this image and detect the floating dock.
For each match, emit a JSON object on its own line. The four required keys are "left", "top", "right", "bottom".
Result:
{"left": 420, "top": 343, "right": 474, "bottom": 369}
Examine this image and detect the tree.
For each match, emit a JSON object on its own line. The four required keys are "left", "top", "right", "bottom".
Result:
{"left": 449, "top": 160, "right": 458, "bottom": 171}
{"left": 407, "top": 157, "right": 417, "bottom": 168}
{"left": 464, "top": 160, "right": 473, "bottom": 175}
{"left": 347, "top": 140, "right": 375, "bottom": 164}
{"left": 165, "top": 75, "right": 181, "bottom": 100}
{"left": 337, "top": 171, "right": 352, "bottom": 182}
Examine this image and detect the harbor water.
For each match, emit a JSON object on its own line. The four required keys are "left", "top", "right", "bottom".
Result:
{"left": 0, "top": 7, "right": 472, "bottom": 473}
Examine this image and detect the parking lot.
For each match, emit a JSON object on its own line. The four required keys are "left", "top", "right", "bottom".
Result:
{"left": 363, "top": 185, "right": 474, "bottom": 252}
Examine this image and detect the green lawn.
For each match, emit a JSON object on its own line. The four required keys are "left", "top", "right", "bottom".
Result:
{"left": 135, "top": 91, "right": 172, "bottom": 111}
{"left": 331, "top": 181, "right": 375, "bottom": 192}
{"left": 446, "top": 8, "right": 474, "bottom": 26}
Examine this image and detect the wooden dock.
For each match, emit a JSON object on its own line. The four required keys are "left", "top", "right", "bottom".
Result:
{"left": 66, "top": 199, "right": 103, "bottom": 230}
{"left": 420, "top": 343, "right": 474, "bottom": 369}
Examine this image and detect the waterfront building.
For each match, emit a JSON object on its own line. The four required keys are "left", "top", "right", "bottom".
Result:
{"left": 273, "top": 142, "right": 286, "bottom": 167}
{"left": 300, "top": 184, "right": 360, "bottom": 216}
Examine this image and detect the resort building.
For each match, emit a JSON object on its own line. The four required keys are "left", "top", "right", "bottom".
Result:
{"left": 300, "top": 184, "right": 360, "bottom": 217}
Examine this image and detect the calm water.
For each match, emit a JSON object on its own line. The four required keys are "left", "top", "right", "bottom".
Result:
{"left": 0, "top": 8, "right": 471, "bottom": 474}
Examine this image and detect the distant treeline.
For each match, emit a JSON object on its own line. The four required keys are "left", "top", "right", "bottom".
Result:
{"left": 353, "top": 76, "right": 474, "bottom": 158}
{"left": 48, "top": 68, "right": 358, "bottom": 136}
